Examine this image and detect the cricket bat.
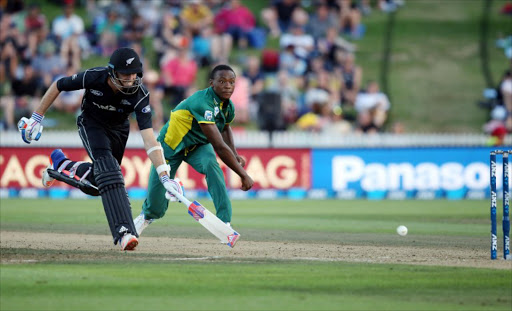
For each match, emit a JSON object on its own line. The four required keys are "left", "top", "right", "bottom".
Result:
{"left": 166, "top": 187, "right": 240, "bottom": 248}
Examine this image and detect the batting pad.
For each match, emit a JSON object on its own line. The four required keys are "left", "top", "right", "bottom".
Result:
{"left": 93, "top": 156, "right": 138, "bottom": 244}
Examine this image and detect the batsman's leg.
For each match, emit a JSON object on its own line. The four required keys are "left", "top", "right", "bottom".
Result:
{"left": 93, "top": 155, "right": 138, "bottom": 248}
{"left": 76, "top": 115, "right": 137, "bottom": 250}
{"left": 185, "top": 144, "right": 232, "bottom": 223}
{"left": 42, "top": 149, "right": 99, "bottom": 196}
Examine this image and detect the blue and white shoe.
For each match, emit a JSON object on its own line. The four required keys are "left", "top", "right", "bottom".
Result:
{"left": 42, "top": 149, "right": 68, "bottom": 187}
{"left": 134, "top": 211, "right": 154, "bottom": 236}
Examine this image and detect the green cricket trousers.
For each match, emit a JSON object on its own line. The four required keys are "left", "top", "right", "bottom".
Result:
{"left": 141, "top": 143, "right": 232, "bottom": 223}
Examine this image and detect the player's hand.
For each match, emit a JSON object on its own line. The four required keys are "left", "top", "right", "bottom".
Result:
{"left": 18, "top": 112, "right": 44, "bottom": 144}
{"left": 236, "top": 155, "right": 246, "bottom": 167}
{"left": 161, "top": 176, "right": 184, "bottom": 202}
{"left": 240, "top": 174, "right": 254, "bottom": 191}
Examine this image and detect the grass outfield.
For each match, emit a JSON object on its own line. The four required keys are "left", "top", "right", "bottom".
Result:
{"left": 1, "top": 262, "right": 510, "bottom": 311}
{"left": 1, "top": 199, "right": 511, "bottom": 310}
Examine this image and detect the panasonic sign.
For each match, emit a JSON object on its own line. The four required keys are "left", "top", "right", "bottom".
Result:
{"left": 332, "top": 155, "right": 502, "bottom": 192}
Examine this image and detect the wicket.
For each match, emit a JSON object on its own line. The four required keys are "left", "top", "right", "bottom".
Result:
{"left": 490, "top": 150, "right": 511, "bottom": 260}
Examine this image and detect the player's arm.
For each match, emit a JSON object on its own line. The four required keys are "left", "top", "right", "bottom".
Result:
{"left": 135, "top": 100, "right": 166, "bottom": 175}
{"left": 35, "top": 81, "right": 61, "bottom": 115}
{"left": 140, "top": 128, "right": 168, "bottom": 178}
{"left": 18, "top": 71, "right": 84, "bottom": 144}
{"left": 200, "top": 123, "right": 253, "bottom": 191}
{"left": 140, "top": 128, "right": 183, "bottom": 198}
{"left": 136, "top": 94, "right": 183, "bottom": 198}
{"left": 18, "top": 81, "right": 62, "bottom": 143}
{"left": 37, "top": 71, "right": 86, "bottom": 115}
{"left": 17, "top": 81, "right": 61, "bottom": 144}
{"left": 221, "top": 123, "right": 246, "bottom": 167}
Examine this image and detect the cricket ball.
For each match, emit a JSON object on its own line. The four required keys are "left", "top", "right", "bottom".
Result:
{"left": 396, "top": 225, "right": 408, "bottom": 236}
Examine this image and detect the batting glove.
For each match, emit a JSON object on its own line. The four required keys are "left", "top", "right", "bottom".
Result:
{"left": 161, "top": 176, "right": 185, "bottom": 202}
{"left": 18, "top": 112, "right": 44, "bottom": 144}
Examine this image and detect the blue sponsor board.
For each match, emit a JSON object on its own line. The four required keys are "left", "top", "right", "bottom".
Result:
{"left": 312, "top": 147, "right": 512, "bottom": 200}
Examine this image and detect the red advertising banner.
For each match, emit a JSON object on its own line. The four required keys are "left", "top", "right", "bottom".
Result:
{"left": 0, "top": 148, "right": 311, "bottom": 190}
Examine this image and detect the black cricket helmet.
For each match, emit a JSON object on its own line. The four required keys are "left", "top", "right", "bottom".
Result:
{"left": 108, "top": 47, "right": 143, "bottom": 94}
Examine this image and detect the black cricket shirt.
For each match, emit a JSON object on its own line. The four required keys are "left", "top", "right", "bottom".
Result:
{"left": 56, "top": 67, "right": 152, "bottom": 130}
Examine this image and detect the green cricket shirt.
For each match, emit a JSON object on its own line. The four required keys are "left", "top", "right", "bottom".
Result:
{"left": 159, "top": 87, "right": 235, "bottom": 153}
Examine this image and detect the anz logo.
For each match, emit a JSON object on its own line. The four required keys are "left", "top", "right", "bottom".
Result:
{"left": 492, "top": 234, "right": 497, "bottom": 250}
{"left": 90, "top": 89, "right": 103, "bottom": 96}
{"left": 92, "top": 102, "right": 115, "bottom": 111}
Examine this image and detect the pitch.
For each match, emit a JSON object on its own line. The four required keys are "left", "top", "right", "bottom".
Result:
{"left": 1, "top": 198, "right": 511, "bottom": 310}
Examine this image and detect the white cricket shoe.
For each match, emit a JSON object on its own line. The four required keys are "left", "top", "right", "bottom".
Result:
{"left": 42, "top": 167, "right": 54, "bottom": 187}
{"left": 42, "top": 149, "right": 68, "bottom": 187}
{"left": 120, "top": 233, "right": 138, "bottom": 251}
{"left": 134, "top": 211, "right": 154, "bottom": 236}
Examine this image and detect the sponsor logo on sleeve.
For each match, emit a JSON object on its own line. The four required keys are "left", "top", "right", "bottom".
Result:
{"left": 204, "top": 110, "right": 213, "bottom": 121}
{"left": 142, "top": 105, "right": 151, "bottom": 113}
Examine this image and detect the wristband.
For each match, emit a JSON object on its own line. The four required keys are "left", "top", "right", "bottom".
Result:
{"left": 31, "top": 112, "right": 44, "bottom": 123}
{"left": 146, "top": 145, "right": 162, "bottom": 156}
{"left": 156, "top": 164, "right": 170, "bottom": 175}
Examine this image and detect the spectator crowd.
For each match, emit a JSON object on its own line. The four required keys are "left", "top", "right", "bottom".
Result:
{"left": 1, "top": 0, "right": 404, "bottom": 135}
{"left": 481, "top": 2, "right": 512, "bottom": 146}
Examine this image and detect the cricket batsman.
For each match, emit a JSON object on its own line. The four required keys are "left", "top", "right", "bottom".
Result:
{"left": 17, "top": 47, "right": 183, "bottom": 250}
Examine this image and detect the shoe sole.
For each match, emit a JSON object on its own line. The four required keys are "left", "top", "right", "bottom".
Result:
{"left": 122, "top": 237, "right": 138, "bottom": 251}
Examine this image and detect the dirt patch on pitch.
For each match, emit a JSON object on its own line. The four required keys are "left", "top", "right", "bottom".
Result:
{"left": 1, "top": 231, "right": 510, "bottom": 270}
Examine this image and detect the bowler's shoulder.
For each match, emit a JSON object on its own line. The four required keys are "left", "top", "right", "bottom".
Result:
{"left": 193, "top": 87, "right": 211, "bottom": 99}
{"left": 187, "top": 88, "right": 211, "bottom": 104}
